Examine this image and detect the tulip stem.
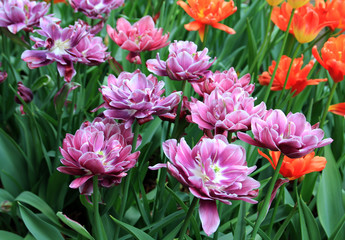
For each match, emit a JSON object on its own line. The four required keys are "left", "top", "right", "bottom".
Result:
{"left": 92, "top": 176, "right": 107, "bottom": 240}
{"left": 250, "top": 152, "right": 285, "bottom": 239}
{"left": 179, "top": 197, "right": 199, "bottom": 240}
{"left": 263, "top": 9, "right": 295, "bottom": 103}
{"left": 277, "top": 43, "right": 301, "bottom": 107}
{"left": 171, "top": 80, "right": 187, "bottom": 138}
{"left": 267, "top": 183, "right": 285, "bottom": 236}
{"left": 320, "top": 81, "right": 338, "bottom": 128}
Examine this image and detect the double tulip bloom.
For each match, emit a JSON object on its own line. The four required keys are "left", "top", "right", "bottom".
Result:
{"left": 150, "top": 135, "right": 259, "bottom": 236}
{"left": 98, "top": 70, "right": 182, "bottom": 128}
{"left": 188, "top": 87, "right": 266, "bottom": 134}
{"left": 177, "top": 0, "right": 237, "bottom": 41}
{"left": 238, "top": 109, "right": 333, "bottom": 158}
{"left": 147, "top": 40, "right": 214, "bottom": 82}
{"left": 21, "top": 18, "right": 109, "bottom": 82}
{"left": 0, "top": 0, "right": 51, "bottom": 34}
{"left": 107, "top": 16, "right": 169, "bottom": 64}
{"left": 58, "top": 118, "right": 141, "bottom": 195}
{"left": 69, "top": 0, "right": 124, "bottom": 19}
{"left": 191, "top": 67, "right": 254, "bottom": 97}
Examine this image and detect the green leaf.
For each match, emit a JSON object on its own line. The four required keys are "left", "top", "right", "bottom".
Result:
{"left": 0, "top": 230, "right": 24, "bottom": 240}
{"left": 0, "top": 189, "right": 14, "bottom": 202}
{"left": 246, "top": 18, "right": 258, "bottom": 73}
{"left": 110, "top": 215, "right": 155, "bottom": 240}
{"left": 18, "top": 203, "right": 64, "bottom": 240}
{"left": 317, "top": 145, "right": 345, "bottom": 237}
{"left": 16, "top": 191, "right": 60, "bottom": 226}
{"left": 56, "top": 212, "right": 94, "bottom": 240}
{"left": 297, "top": 194, "right": 321, "bottom": 240}
{"left": 162, "top": 222, "right": 183, "bottom": 240}
{"left": 31, "top": 75, "right": 54, "bottom": 92}
{"left": 0, "top": 128, "right": 29, "bottom": 196}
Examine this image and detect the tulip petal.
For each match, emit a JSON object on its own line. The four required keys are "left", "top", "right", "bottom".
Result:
{"left": 199, "top": 200, "right": 220, "bottom": 236}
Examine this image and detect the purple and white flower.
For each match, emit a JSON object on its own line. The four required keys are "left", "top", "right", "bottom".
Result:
{"left": 188, "top": 87, "right": 266, "bottom": 133}
{"left": 237, "top": 109, "right": 333, "bottom": 158}
{"left": 98, "top": 69, "right": 182, "bottom": 128}
{"left": 150, "top": 135, "right": 259, "bottom": 236}
{"left": 57, "top": 117, "right": 141, "bottom": 195}
{"left": 0, "top": 0, "right": 51, "bottom": 34}
{"left": 147, "top": 40, "right": 214, "bottom": 82}
{"left": 69, "top": 0, "right": 124, "bottom": 19}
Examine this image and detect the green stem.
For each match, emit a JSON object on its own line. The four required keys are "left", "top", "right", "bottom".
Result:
{"left": 171, "top": 81, "right": 187, "bottom": 138}
{"left": 273, "top": 204, "right": 297, "bottom": 240}
{"left": 178, "top": 197, "right": 199, "bottom": 240}
{"left": 267, "top": 183, "right": 286, "bottom": 236}
{"left": 277, "top": 43, "right": 302, "bottom": 106}
{"left": 250, "top": 153, "right": 285, "bottom": 239}
{"left": 113, "top": 120, "right": 139, "bottom": 240}
{"left": 320, "top": 81, "right": 338, "bottom": 128}
{"left": 263, "top": 9, "right": 296, "bottom": 102}
{"left": 92, "top": 176, "right": 107, "bottom": 240}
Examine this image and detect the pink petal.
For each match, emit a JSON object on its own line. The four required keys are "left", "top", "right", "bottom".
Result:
{"left": 199, "top": 200, "right": 220, "bottom": 236}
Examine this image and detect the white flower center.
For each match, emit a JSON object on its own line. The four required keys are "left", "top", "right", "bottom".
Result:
{"left": 51, "top": 39, "right": 71, "bottom": 55}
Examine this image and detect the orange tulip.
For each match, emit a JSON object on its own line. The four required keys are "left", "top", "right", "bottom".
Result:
{"left": 177, "top": 0, "right": 237, "bottom": 42}
{"left": 287, "top": 0, "right": 309, "bottom": 9}
{"left": 258, "top": 150, "right": 327, "bottom": 180}
{"left": 258, "top": 55, "right": 327, "bottom": 96}
{"left": 312, "top": 35, "right": 345, "bottom": 82}
{"left": 271, "top": 2, "right": 294, "bottom": 33}
{"left": 329, "top": 103, "right": 345, "bottom": 116}
{"left": 315, "top": 0, "right": 345, "bottom": 31}
{"left": 293, "top": 6, "right": 330, "bottom": 43}
{"left": 266, "top": 0, "right": 284, "bottom": 6}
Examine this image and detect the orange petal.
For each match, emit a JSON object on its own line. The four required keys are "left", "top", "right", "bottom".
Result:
{"left": 211, "top": 22, "right": 236, "bottom": 34}
{"left": 329, "top": 102, "right": 345, "bottom": 116}
{"left": 177, "top": 1, "right": 196, "bottom": 19}
{"left": 184, "top": 21, "right": 203, "bottom": 31}
{"left": 198, "top": 24, "right": 206, "bottom": 42}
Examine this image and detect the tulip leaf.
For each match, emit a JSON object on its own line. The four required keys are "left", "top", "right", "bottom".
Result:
{"left": 0, "top": 230, "right": 24, "bottom": 240}
{"left": 56, "top": 212, "right": 94, "bottom": 240}
{"left": 162, "top": 222, "right": 183, "bottom": 240}
{"left": 16, "top": 191, "right": 60, "bottom": 226}
{"left": 297, "top": 193, "right": 321, "bottom": 240}
{"left": 31, "top": 75, "right": 54, "bottom": 92}
{"left": 110, "top": 215, "right": 155, "bottom": 240}
{"left": 317, "top": 145, "right": 345, "bottom": 237}
{"left": 18, "top": 203, "right": 64, "bottom": 240}
{"left": 0, "top": 128, "right": 29, "bottom": 196}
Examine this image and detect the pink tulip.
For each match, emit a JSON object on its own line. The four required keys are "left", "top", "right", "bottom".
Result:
{"left": 69, "top": 0, "right": 124, "bottom": 19}
{"left": 0, "top": 0, "right": 51, "bottom": 34}
{"left": 147, "top": 40, "right": 214, "bottom": 82}
{"left": 57, "top": 117, "right": 141, "bottom": 195}
{"left": 97, "top": 69, "right": 182, "bottom": 128}
{"left": 107, "top": 16, "right": 169, "bottom": 64}
{"left": 191, "top": 67, "right": 254, "bottom": 97}
{"left": 150, "top": 135, "right": 259, "bottom": 236}
{"left": 188, "top": 88, "right": 266, "bottom": 133}
{"left": 238, "top": 109, "right": 333, "bottom": 158}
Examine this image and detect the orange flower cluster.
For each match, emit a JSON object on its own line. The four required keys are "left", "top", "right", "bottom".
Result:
{"left": 258, "top": 55, "right": 327, "bottom": 96}
{"left": 258, "top": 150, "right": 327, "bottom": 180}
{"left": 315, "top": 0, "right": 345, "bottom": 31}
{"left": 177, "top": 0, "right": 237, "bottom": 42}
{"left": 329, "top": 103, "right": 345, "bottom": 116}
{"left": 271, "top": 2, "right": 335, "bottom": 43}
{"left": 312, "top": 35, "right": 345, "bottom": 83}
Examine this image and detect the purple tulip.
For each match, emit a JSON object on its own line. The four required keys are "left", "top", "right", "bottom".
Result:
{"left": 57, "top": 117, "right": 141, "bottom": 195}
{"left": 0, "top": 63, "right": 7, "bottom": 83}
{"left": 21, "top": 18, "right": 109, "bottom": 82}
{"left": 15, "top": 81, "right": 33, "bottom": 104}
{"left": 146, "top": 40, "right": 214, "bottom": 82}
{"left": 69, "top": 0, "right": 124, "bottom": 19}
{"left": 0, "top": 0, "right": 51, "bottom": 34}
{"left": 238, "top": 109, "right": 333, "bottom": 158}
{"left": 188, "top": 87, "right": 266, "bottom": 133}
{"left": 150, "top": 135, "right": 259, "bottom": 236}
{"left": 107, "top": 16, "right": 169, "bottom": 64}
{"left": 97, "top": 69, "right": 182, "bottom": 128}
{"left": 191, "top": 67, "right": 254, "bottom": 97}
